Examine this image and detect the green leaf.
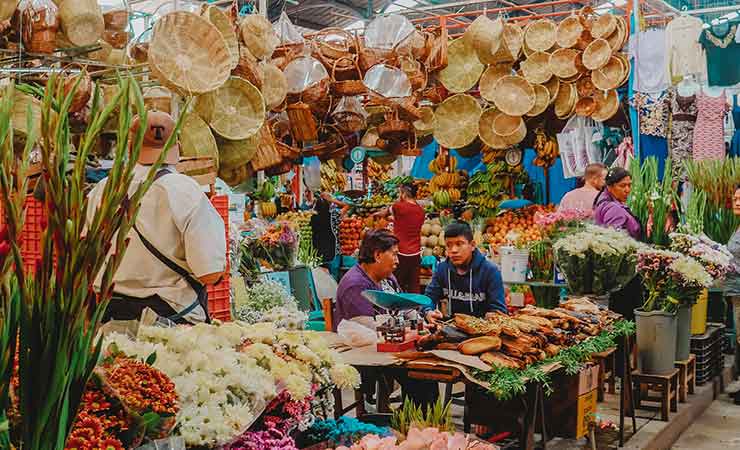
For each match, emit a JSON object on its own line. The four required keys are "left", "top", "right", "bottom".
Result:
{"left": 145, "top": 352, "right": 157, "bottom": 366}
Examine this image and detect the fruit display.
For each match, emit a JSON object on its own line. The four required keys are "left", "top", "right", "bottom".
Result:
{"left": 255, "top": 181, "right": 277, "bottom": 219}
{"left": 259, "top": 201, "right": 278, "bottom": 218}
{"left": 364, "top": 215, "right": 391, "bottom": 231}
{"left": 428, "top": 150, "right": 467, "bottom": 210}
{"left": 483, "top": 204, "right": 555, "bottom": 250}
{"left": 367, "top": 158, "right": 392, "bottom": 182}
{"left": 468, "top": 147, "right": 526, "bottom": 217}
{"left": 533, "top": 128, "right": 560, "bottom": 168}
{"left": 353, "top": 194, "right": 393, "bottom": 216}
{"left": 339, "top": 216, "right": 364, "bottom": 256}
{"left": 276, "top": 211, "right": 315, "bottom": 249}
{"left": 420, "top": 217, "right": 446, "bottom": 258}
{"left": 320, "top": 160, "right": 347, "bottom": 193}
{"left": 383, "top": 176, "right": 414, "bottom": 200}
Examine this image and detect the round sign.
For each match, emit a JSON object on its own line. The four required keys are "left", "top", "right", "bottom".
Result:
{"left": 350, "top": 147, "right": 366, "bottom": 164}
{"left": 505, "top": 148, "right": 523, "bottom": 167}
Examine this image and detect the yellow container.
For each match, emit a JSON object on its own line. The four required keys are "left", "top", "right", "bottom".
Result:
{"left": 691, "top": 288, "right": 709, "bottom": 335}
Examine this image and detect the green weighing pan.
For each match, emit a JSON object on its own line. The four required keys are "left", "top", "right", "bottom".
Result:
{"left": 361, "top": 290, "right": 433, "bottom": 310}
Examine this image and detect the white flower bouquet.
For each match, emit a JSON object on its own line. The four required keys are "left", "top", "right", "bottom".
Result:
{"left": 669, "top": 232, "right": 733, "bottom": 281}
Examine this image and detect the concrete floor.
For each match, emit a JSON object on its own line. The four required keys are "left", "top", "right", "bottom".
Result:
{"left": 672, "top": 381, "right": 740, "bottom": 450}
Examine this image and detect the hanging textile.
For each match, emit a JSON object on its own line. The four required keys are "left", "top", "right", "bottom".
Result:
{"left": 665, "top": 15, "right": 707, "bottom": 84}
{"left": 699, "top": 24, "right": 740, "bottom": 87}
{"left": 669, "top": 90, "right": 697, "bottom": 182}
{"left": 631, "top": 91, "right": 671, "bottom": 176}
{"left": 693, "top": 90, "right": 729, "bottom": 161}
{"left": 629, "top": 28, "right": 670, "bottom": 93}
{"left": 729, "top": 95, "right": 740, "bottom": 158}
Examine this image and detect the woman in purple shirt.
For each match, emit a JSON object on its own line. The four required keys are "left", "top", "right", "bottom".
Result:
{"left": 593, "top": 167, "right": 642, "bottom": 240}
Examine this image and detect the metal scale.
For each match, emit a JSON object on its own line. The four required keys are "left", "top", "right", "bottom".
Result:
{"left": 361, "top": 290, "right": 433, "bottom": 352}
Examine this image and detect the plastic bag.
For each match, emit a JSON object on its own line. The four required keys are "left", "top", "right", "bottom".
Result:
{"left": 364, "top": 14, "right": 415, "bottom": 50}
{"left": 273, "top": 11, "right": 304, "bottom": 46}
{"left": 558, "top": 116, "right": 604, "bottom": 177}
{"left": 337, "top": 318, "right": 377, "bottom": 347}
{"left": 333, "top": 95, "right": 368, "bottom": 118}
{"left": 303, "top": 156, "right": 322, "bottom": 192}
{"left": 283, "top": 56, "right": 328, "bottom": 94}
{"left": 363, "top": 64, "right": 412, "bottom": 99}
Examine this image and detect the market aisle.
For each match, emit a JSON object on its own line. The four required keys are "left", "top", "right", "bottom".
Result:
{"left": 672, "top": 382, "right": 740, "bottom": 450}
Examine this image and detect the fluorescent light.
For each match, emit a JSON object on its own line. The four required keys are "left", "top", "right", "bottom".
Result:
{"left": 723, "top": 12, "right": 738, "bottom": 20}
{"left": 711, "top": 18, "right": 720, "bottom": 25}
{"left": 613, "top": 0, "right": 626, "bottom": 6}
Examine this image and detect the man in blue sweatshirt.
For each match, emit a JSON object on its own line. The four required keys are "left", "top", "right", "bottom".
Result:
{"left": 424, "top": 221, "right": 507, "bottom": 323}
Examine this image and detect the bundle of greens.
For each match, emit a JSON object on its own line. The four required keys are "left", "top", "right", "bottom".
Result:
{"left": 685, "top": 159, "right": 740, "bottom": 244}
{"left": 627, "top": 156, "right": 677, "bottom": 247}
{"left": 390, "top": 398, "right": 453, "bottom": 438}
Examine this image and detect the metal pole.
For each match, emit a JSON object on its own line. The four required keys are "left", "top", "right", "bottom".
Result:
{"left": 260, "top": 0, "right": 267, "bottom": 16}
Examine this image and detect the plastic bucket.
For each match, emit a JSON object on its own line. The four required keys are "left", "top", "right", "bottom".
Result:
{"left": 635, "top": 308, "right": 677, "bottom": 375}
{"left": 676, "top": 305, "right": 692, "bottom": 361}
{"left": 691, "top": 288, "right": 708, "bottom": 335}
{"left": 500, "top": 246, "right": 529, "bottom": 283}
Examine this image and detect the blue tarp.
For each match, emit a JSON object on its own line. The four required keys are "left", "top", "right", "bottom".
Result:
{"left": 411, "top": 140, "right": 485, "bottom": 179}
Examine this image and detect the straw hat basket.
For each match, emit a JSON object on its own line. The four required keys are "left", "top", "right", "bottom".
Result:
{"left": 232, "top": 47, "right": 264, "bottom": 90}
{"left": 520, "top": 51, "right": 552, "bottom": 84}
{"left": 489, "top": 22, "right": 523, "bottom": 64}
{"left": 556, "top": 15, "right": 585, "bottom": 48}
{"left": 216, "top": 134, "right": 259, "bottom": 180}
{"left": 491, "top": 75, "right": 535, "bottom": 116}
{"left": 575, "top": 96, "right": 596, "bottom": 116}
{"left": 479, "top": 108, "right": 510, "bottom": 149}
{"left": 549, "top": 48, "right": 583, "bottom": 79}
{"left": 102, "top": 30, "right": 130, "bottom": 49}
{"left": 103, "top": 10, "right": 129, "bottom": 31}
{"left": 554, "top": 81, "right": 577, "bottom": 118}
{"left": 59, "top": 0, "right": 103, "bottom": 46}
{"left": 21, "top": 2, "right": 59, "bottom": 54}
{"left": 582, "top": 38, "right": 611, "bottom": 70}
{"left": 239, "top": 14, "right": 279, "bottom": 60}
{"left": 202, "top": 5, "right": 239, "bottom": 70}
{"left": 433, "top": 93, "right": 481, "bottom": 149}
{"left": 438, "top": 37, "right": 484, "bottom": 94}
{"left": 606, "top": 16, "right": 627, "bottom": 51}
{"left": 591, "top": 13, "right": 617, "bottom": 39}
{"left": 260, "top": 62, "right": 288, "bottom": 110}
{"left": 148, "top": 12, "right": 232, "bottom": 96}
{"left": 493, "top": 113, "right": 526, "bottom": 145}
{"left": 591, "top": 89, "right": 619, "bottom": 122}
{"left": 250, "top": 123, "right": 283, "bottom": 171}
{"left": 143, "top": 86, "right": 172, "bottom": 113}
{"left": 195, "top": 77, "right": 266, "bottom": 141}
{"left": 524, "top": 19, "right": 557, "bottom": 52}
{"left": 286, "top": 102, "right": 318, "bottom": 142}
{"left": 464, "top": 15, "right": 504, "bottom": 65}
{"left": 542, "top": 76, "right": 560, "bottom": 105}
{"left": 179, "top": 112, "right": 219, "bottom": 168}
{"left": 331, "top": 57, "right": 366, "bottom": 97}
{"left": 526, "top": 84, "right": 550, "bottom": 117}
{"left": 592, "top": 56, "right": 625, "bottom": 90}
{"left": 479, "top": 63, "right": 513, "bottom": 102}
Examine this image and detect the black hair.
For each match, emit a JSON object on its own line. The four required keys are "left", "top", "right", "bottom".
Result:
{"left": 358, "top": 230, "right": 399, "bottom": 264}
{"left": 444, "top": 221, "right": 474, "bottom": 242}
{"left": 605, "top": 167, "right": 631, "bottom": 186}
{"left": 400, "top": 183, "right": 417, "bottom": 198}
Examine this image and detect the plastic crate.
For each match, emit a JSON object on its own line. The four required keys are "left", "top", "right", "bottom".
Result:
{"left": 0, "top": 198, "right": 49, "bottom": 274}
{"left": 207, "top": 195, "right": 231, "bottom": 321}
{"left": 690, "top": 324, "right": 724, "bottom": 352}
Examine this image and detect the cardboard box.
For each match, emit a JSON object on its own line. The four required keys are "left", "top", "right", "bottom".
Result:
{"left": 578, "top": 363, "right": 600, "bottom": 396}
{"left": 576, "top": 389, "right": 598, "bottom": 438}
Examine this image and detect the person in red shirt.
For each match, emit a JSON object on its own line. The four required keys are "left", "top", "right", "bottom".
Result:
{"left": 376, "top": 183, "right": 426, "bottom": 293}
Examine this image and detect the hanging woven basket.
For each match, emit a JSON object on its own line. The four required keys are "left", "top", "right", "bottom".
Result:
{"left": 260, "top": 62, "right": 288, "bottom": 111}
{"left": 526, "top": 84, "right": 550, "bottom": 117}
{"left": 520, "top": 51, "right": 553, "bottom": 85}
{"left": 479, "top": 63, "right": 513, "bottom": 103}
{"left": 606, "top": 16, "right": 628, "bottom": 52}
{"left": 556, "top": 15, "right": 584, "bottom": 49}
{"left": 524, "top": 19, "right": 557, "bottom": 52}
{"left": 250, "top": 123, "right": 283, "bottom": 171}
{"left": 438, "top": 37, "right": 484, "bottom": 94}
{"left": 542, "top": 76, "right": 560, "bottom": 105}
{"left": 575, "top": 96, "right": 597, "bottom": 117}
{"left": 180, "top": 111, "right": 219, "bottom": 168}
{"left": 433, "top": 93, "right": 481, "bottom": 149}
{"left": 491, "top": 75, "right": 535, "bottom": 117}
{"left": 591, "top": 89, "right": 619, "bottom": 122}
{"left": 554, "top": 81, "right": 577, "bottom": 119}
{"left": 59, "top": 0, "right": 103, "bottom": 47}
{"left": 195, "top": 76, "right": 266, "bottom": 141}
{"left": 286, "top": 102, "right": 318, "bottom": 142}
{"left": 239, "top": 14, "right": 279, "bottom": 60}
{"left": 202, "top": 5, "right": 239, "bottom": 70}
{"left": 217, "top": 134, "right": 259, "bottom": 179}
{"left": 549, "top": 48, "right": 583, "bottom": 79}
{"left": 464, "top": 15, "right": 504, "bottom": 65}
{"left": 591, "top": 13, "right": 617, "bottom": 39}
{"left": 148, "top": 12, "right": 232, "bottom": 96}
{"left": 582, "top": 38, "right": 611, "bottom": 70}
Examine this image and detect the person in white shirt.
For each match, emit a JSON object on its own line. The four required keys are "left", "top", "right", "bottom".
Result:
{"left": 557, "top": 163, "right": 607, "bottom": 214}
{"left": 87, "top": 111, "right": 226, "bottom": 324}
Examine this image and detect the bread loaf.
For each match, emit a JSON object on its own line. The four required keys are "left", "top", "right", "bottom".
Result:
{"left": 457, "top": 335, "right": 502, "bottom": 355}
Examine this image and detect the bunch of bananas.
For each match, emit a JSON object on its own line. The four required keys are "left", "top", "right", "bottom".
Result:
{"left": 428, "top": 151, "right": 467, "bottom": 210}
{"left": 533, "top": 128, "right": 559, "bottom": 168}
{"left": 260, "top": 201, "right": 278, "bottom": 218}
{"left": 482, "top": 147, "right": 507, "bottom": 164}
{"left": 367, "top": 159, "right": 392, "bottom": 181}
{"left": 320, "top": 160, "right": 347, "bottom": 192}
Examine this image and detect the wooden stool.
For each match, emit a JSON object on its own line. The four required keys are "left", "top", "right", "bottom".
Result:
{"left": 632, "top": 369, "right": 679, "bottom": 421}
{"left": 592, "top": 347, "right": 617, "bottom": 402}
{"left": 674, "top": 354, "right": 697, "bottom": 403}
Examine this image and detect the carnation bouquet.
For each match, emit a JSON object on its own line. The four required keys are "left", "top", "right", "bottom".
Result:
{"left": 534, "top": 208, "right": 591, "bottom": 238}
{"left": 637, "top": 249, "right": 713, "bottom": 313}
{"left": 669, "top": 233, "right": 733, "bottom": 281}
{"left": 554, "top": 225, "right": 642, "bottom": 295}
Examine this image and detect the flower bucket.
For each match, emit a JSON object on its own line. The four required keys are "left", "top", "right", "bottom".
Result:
{"left": 691, "top": 288, "right": 708, "bottom": 335}
{"left": 676, "top": 304, "right": 692, "bottom": 361}
{"left": 500, "top": 246, "right": 529, "bottom": 283}
{"left": 635, "top": 308, "right": 677, "bottom": 374}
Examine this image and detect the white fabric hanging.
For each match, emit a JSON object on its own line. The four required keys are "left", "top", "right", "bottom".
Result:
{"left": 665, "top": 15, "right": 707, "bottom": 83}
{"left": 629, "top": 28, "right": 670, "bottom": 93}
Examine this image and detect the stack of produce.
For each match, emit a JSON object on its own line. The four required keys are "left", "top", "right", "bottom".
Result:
{"left": 277, "top": 211, "right": 315, "bottom": 248}
{"left": 321, "top": 160, "right": 347, "bottom": 193}
{"left": 340, "top": 216, "right": 364, "bottom": 255}
{"left": 428, "top": 152, "right": 466, "bottom": 209}
{"left": 367, "top": 158, "right": 392, "bottom": 182}
{"left": 421, "top": 217, "right": 446, "bottom": 257}
{"left": 383, "top": 175, "right": 414, "bottom": 200}
{"left": 353, "top": 194, "right": 393, "bottom": 216}
{"left": 364, "top": 215, "right": 391, "bottom": 231}
{"left": 255, "top": 181, "right": 278, "bottom": 218}
{"left": 532, "top": 128, "right": 560, "bottom": 168}
{"left": 468, "top": 147, "right": 526, "bottom": 217}
{"left": 484, "top": 204, "right": 554, "bottom": 250}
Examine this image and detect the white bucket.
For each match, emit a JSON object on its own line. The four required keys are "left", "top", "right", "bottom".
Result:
{"left": 500, "top": 246, "right": 529, "bottom": 283}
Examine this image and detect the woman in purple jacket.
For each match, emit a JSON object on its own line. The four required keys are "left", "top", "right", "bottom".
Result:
{"left": 593, "top": 167, "right": 642, "bottom": 240}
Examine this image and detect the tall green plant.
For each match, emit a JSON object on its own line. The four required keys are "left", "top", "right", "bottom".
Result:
{"left": 0, "top": 75, "right": 185, "bottom": 449}
{"left": 685, "top": 159, "right": 740, "bottom": 243}
{"left": 627, "top": 156, "right": 676, "bottom": 246}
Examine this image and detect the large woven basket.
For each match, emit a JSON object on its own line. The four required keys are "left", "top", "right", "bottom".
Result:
{"left": 554, "top": 81, "right": 577, "bottom": 119}
{"left": 180, "top": 111, "right": 219, "bottom": 168}
{"left": 524, "top": 19, "right": 556, "bottom": 52}
{"left": 218, "top": 162, "right": 252, "bottom": 187}
{"left": 103, "top": 9, "right": 128, "bottom": 31}
{"left": 202, "top": 5, "right": 239, "bottom": 70}
{"left": 464, "top": 15, "right": 504, "bottom": 65}
{"left": 614, "top": 52, "right": 631, "bottom": 86}
{"left": 433, "top": 94, "right": 481, "bottom": 149}
{"left": 250, "top": 123, "right": 283, "bottom": 171}
{"left": 606, "top": 16, "right": 627, "bottom": 52}
{"left": 479, "top": 108, "right": 510, "bottom": 150}
{"left": 543, "top": 76, "right": 560, "bottom": 105}
{"left": 195, "top": 76, "right": 266, "bottom": 140}
{"left": 591, "top": 89, "right": 619, "bottom": 122}
{"left": 479, "top": 63, "right": 513, "bottom": 102}
{"left": 239, "top": 14, "right": 279, "bottom": 60}
{"left": 556, "top": 15, "right": 585, "bottom": 48}
{"left": 148, "top": 12, "right": 231, "bottom": 96}
{"left": 575, "top": 75, "right": 595, "bottom": 98}
{"left": 591, "top": 13, "right": 617, "bottom": 39}
{"left": 575, "top": 96, "right": 597, "bottom": 117}
{"left": 0, "top": 0, "right": 17, "bottom": 21}
{"left": 59, "top": 0, "right": 103, "bottom": 46}
{"left": 216, "top": 134, "right": 259, "bottom": 177}
{"left": 232, "top": 46, "right": 263, "bottom": 89}
{"left": 526, "top": 83, "right": 550, "bottom": 117}
{"left": 592, "top": 56, "right": 624, "bottom": 90}
{"left": 549, "top": 48, "right": 583, "bottom": 79}
{"left": 260, "top": 62, "right": 288, "bottom": 110}
{"left": 286, "top": 102, "right": 318, "bottom": 142}
{"left": 520, "top": 51, "right": 552, "bottom": 84}
{"left": 490, "top": 22, "right": 523, "bottom": 63}
{"left": 22, "top": 3, "right": 59, "bottom": 54}
{"left": 491, "top": 75, "right": 535, "bottom": 117}
{"left": 493, "top": 113, "right": 523, "bottom": 139}
{"left": 582, "top": 38, "right": 611, "bottom": 70}
{"left": 438, "top": 37, "right": 484, "bottom": 94}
